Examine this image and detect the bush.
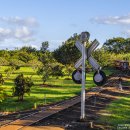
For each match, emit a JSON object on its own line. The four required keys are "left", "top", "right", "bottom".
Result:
{"left": 13, "top": 74, "right": 34, "bottom": 101}
{"left": 0, "top": 87, "right": 7, "bottom": 102}
{"left": 26, "top": 59, "right": 42, "bottom": 69}
{"left": 9, "top": 59, "right": 25, "bottom": 66}
{"left": 0, "top": 74, "right": 5, "bottom": 102}
{"left": 0, "top": 57, "right": 9, "bottom": 66}
{"left": 93, "top": 49, "right": 114, "bottom": 67}
{"left": 0, "top": 73, "right": 4, "bottom": 85}
{"left": 51, "top": 63, "right": 64, "bottom": 78}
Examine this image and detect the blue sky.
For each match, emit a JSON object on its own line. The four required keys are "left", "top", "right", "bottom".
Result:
{"left": 0, "top": 0, "right": 130, "bottom": 50}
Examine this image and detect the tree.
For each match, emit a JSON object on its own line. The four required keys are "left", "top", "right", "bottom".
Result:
{"left": 13, "top": 74, "right": 34, "bottom": 101}
{"left": 93, "top": 49, "right": 112, "bottom": 67}
{"left": 37, "top": 66, "right": 51, "bottom": 83}
{"left": 18, "top": 52, "right": 35, "bottom": 63}
{"left": 123, "top": 38, "right": 130, "bottom": 53}
{"left": 103, "top": 37, "right": 126, "bottom": 53}
{"left": 0, "top": 74, "right": 6, "bottom": 102}
{"left": 40, "top": 41, "right": 49, "bottom": 53}
{"left": 9, "top": 59, "right": 25, "bottom": 66}
{"left": 64, "top": 64, "right": 74, "bottom": 77}
{"left": 27, "top": 59, "right": 42, "bottom": 71}
{"left": 0, "top": 57, "right": 9, "bottom": 66}
{"left": 4, "top": 63, "right": 20, "bottom": 79}
{"left": 51, "top": 63, "right": 64, "bottom": 78}
{"left": 53, "top": 34, "right": 82, "bottom": 65}
{"left": 20, "top": 46, "right": 37, "bottom": 53}
{"left": 37, "top": 51, "right": 54, "bottom": 83}
{"left": 0, "top": 74, "right": 4, "bottom": 85}
{"left": 0, "top": 88, "right": 6, "bottom": 102}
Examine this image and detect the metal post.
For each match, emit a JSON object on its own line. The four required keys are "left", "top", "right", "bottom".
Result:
{"left": 80, "top": 32, "right": 90, "bottom": 120}
{"left": 80, "top": 41, "right": 86, "bottom": 120}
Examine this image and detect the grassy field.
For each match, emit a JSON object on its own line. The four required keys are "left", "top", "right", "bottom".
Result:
{"left": 0, "top": 66, "right": 115, "bottom": 112}
{"left": 98, "top": 96, "right": 130, "bottom": 129}
{"left": 2, "top": 66, "right": 130, "bottom": 128}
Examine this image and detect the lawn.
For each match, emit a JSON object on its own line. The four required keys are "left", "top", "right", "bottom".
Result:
{"left": 0, "top": 66, "right": 115, "bottom": 112}
{"left": 98, "top": 96, "right": 130, "bottom": 129}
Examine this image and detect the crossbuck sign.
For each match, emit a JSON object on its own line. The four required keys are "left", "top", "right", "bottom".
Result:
{"left": 75, "top": 39, "right": 100, "bottom": 70}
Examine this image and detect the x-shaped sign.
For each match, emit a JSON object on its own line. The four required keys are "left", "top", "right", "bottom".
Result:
{"left": 75, "top": 39, "right": 100, "bottom": 70}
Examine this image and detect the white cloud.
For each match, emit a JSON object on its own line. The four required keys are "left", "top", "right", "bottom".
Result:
{"left": 0, "top": 27, "right": 12, "bottom": 41}
{"left": 0, "top": 16, "right": 38, "bottom": 27}
{"left": 91, "top": 14, "right": 130, "bottom": 37}
{"left": 0, "top": 26, "right": 35, "bottom": 42}
{"left": 0, "top": 16, "right": 39, "bottom": 43}
{"left": 92, "top": 14, "right": 130, "bottom": 25}
{"left": 0, "top": 28, "right": 12, "bottom": 36}
{"left": 14, "top": 26, "right": 32, "bottom": 40}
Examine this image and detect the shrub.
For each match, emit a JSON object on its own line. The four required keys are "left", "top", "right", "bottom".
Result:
{"left": 13, "top": 74, "right": 34, "bottom": 101}
{"left": 0, "top": 74, "right": 5, "bottom": 102}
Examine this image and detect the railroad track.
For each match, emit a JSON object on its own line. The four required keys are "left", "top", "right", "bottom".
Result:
{"left": 0, "top": 70, "right": 128, "bottom": 130}
{"left": 103, "top": 69, "right": 128, "bottom": 87}
{"left": 0, "top": 95, "right": 81, "bottom": 127}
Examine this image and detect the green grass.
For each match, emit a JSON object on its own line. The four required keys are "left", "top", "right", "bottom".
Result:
{"left": 0, "top": 66, "right": 114, "bottom": 112}
{"left": 98, "top": 96, "right": 130, "bottom": 129}
{"left": 122, "top": 81, "right": 130, "bottom": 86}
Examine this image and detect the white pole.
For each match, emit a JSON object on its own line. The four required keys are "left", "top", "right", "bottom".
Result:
{"left": 80, "top": 41, "right": 86, "bottom": 120}
{"left": 79, "top": 31, "right": 90, "bottom": 120}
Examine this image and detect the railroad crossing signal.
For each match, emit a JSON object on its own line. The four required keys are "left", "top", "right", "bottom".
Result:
{"left": 75, "top": 39, "right": 100, "bottom": 70}
{"left": 72, "top": 32, "right": 107, "bottom": 120}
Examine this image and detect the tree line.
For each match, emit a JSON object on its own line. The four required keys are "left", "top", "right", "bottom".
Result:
{"left": 1, "top": 34, "right": 130, "bottom": 68}
{"left": 1, "top": 33, "right": 130, "bottom": 101}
